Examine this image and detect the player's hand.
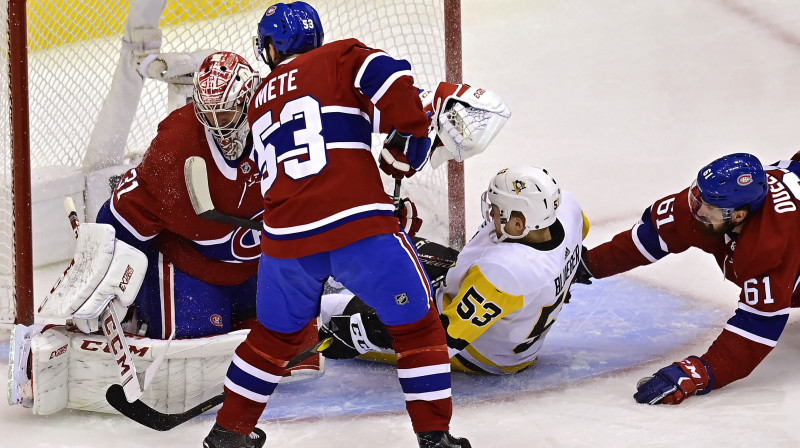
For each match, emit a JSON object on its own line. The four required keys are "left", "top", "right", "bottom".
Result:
{"left": 318, "top": 315, "right": 360, "bottom": 359}
{"left": 396, "top": 197, "right": 423, "bottom": 238}
{"left": 634, "top": 356, "right": 714, "bottom": 405}
{"left": 380, "top": 130, "right": 432, "bottom": 179}
{"left": 573, "top": 246, "right": 593, "bottom": 285}
{"left": 319, "top": 304, "right": 393, "bottom": 360}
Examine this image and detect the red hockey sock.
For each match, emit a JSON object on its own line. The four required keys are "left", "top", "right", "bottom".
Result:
{"left": 387, "top": 306, "right": 453, "bottom": 433}
{"left": 215, "top": 320, "right": 313, "bottom": 434}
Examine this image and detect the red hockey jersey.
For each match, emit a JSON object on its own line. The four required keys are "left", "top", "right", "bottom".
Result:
{"left": 248, "top": 38, "right": 430, "bottom": 258}
{"left": 588, "top": 160, "right": 800, "bottom": 389}
{"left": 106, "top": 104, "right": 264, "bottom": 286}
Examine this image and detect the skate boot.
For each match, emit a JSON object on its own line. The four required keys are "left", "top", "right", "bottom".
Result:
{"left": 417, "top": 431, "right": 472, "bottom": 448}
{"left": 202, "top": 423, "right": 266, "bottom": 448}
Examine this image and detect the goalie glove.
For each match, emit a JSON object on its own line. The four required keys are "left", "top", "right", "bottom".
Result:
{"left": 634, "top": 356, "right": 715, "bottom": 405}
{"left": 395, "top": 197, "right": 423, "bottom": 238}
{"left": 421, "top": 82, "right": 511, "bottom": 169}
{"left": 379, "top": 129, "right": 433, "bottom": 179}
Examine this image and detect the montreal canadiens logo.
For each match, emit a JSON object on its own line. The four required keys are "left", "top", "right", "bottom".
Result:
{"left": 210, "top": 314, "right": 224, "bottom": 327}
{"left": 737, "top": 174, "right": 753, "bottom": 186}
{"left": 266, "top": 5, "right": 277, "bottom": 15}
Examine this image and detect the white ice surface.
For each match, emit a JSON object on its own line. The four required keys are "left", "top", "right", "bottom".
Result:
{"left": 4, "top": 0, "right": 800, "bottom": 446}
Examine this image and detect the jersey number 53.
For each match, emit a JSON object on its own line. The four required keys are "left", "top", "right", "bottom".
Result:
{"left": 251, "top": 95, "right": 328, "bottom": 195}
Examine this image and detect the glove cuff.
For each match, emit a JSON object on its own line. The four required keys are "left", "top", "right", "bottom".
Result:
{"left": 690, "top": 356, "right": 715, "bottom": 395}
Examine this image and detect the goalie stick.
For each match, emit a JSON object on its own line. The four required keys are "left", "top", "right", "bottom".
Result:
{"left": 106, "top": 335, "right": 334, "bottom": 431}
{"left": 64, "top": 197, "right": 145, "bottom": 403}
{"left": 184, "top": 156, "right": 262, "bottom": 231}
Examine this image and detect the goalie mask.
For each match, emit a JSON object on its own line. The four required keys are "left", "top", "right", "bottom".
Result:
{"left": 193, "top": 52, "right": 260, "bottom": 160}
{"left": 481, "top": 166, "right": 561, "bottom": 241}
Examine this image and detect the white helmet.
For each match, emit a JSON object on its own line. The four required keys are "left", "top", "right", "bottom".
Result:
{"left": 481, "top": 166, "right": 562, "bottom": 240}
{"left": 193, "top": 52, "right": 260, "bottom": 160}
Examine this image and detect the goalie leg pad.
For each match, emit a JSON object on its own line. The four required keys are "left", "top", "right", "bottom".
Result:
{"left": 30, "top": 326, "right": 72, "bottom": 415}
{"left": 7, "top": 323, "right": 45, "bottom": 408}
{"left": 24, "top": 326, "right": 259, "bottom": 415}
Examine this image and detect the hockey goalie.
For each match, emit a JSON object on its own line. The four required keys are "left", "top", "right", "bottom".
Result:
{"left": 7, "top": 51, "right": 323, "bottom": 417}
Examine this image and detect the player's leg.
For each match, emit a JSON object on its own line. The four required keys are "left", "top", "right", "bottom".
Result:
{"left": 332, "top": 232, "right": 469, "bottom": 446}
{"left": 134, "top": 251, "right": 242, "bottom": 339}
{"left": 207, "top": 253, "right": 328, "bottom": 446}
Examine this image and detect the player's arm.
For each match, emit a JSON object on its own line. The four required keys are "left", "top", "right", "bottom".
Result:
{"left": 344, "top": 43, "right": 433, "bottom": 178}
{"left": 634, "top": 269, "right": 792, "bottom": 405}
{"left": 701, "top": 269, "right": 792, "bottom": 388}
{"left": 95, "top": 166, "right": 165, "bottom": 252}
{"left": 439, "top": 264, "right": 524, "bottom": 357}
{"left": 586, "top": 190, "right": 694, "bottom": 279}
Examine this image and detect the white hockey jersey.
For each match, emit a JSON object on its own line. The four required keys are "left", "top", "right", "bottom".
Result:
{"left": 435, "top": 191, "right": 586, "bottom": 374}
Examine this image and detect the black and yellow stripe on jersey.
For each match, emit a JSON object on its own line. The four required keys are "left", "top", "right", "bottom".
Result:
{"left": 440, "top": 264, "right": 524, "bottom": 351}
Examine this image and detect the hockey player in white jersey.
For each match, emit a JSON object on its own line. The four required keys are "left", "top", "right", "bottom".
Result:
{"left": 321, "top": 166, "right": 589, "bottom": 374}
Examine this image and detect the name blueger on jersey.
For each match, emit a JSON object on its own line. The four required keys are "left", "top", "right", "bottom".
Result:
{"left": 554, "top": 244, "right": 582, "bottom": 296}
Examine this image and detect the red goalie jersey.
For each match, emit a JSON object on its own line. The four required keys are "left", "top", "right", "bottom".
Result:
{"left": 248, "top": 38, "right": 431, "bottom": 258}
{"left": 100, "top": 104, "right": 264, "bottom": 286}
{"left": 587, "top": 158, "right": 800, "bottom": 389}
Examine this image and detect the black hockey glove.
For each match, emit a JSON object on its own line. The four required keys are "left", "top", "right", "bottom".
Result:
{"left": 319, "top": 297, "right": 393, "bottom": 359}
{"left": 573, "top": 246, "right": 594, "bottom": 285}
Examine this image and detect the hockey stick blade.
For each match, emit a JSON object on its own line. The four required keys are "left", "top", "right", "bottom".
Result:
{"left": 107, "top": 338, "right": 331, "bottom": 430}
{"left": 185, "top": 156, "right": 262, "bottom": 231}
{"left": 106, "top": 383, "right": 225, "bottom": 431}
{"left": 286, "top": 336, "right": 332, "bottom": 369}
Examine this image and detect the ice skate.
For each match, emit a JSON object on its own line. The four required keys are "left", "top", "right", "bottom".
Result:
{"left": 202, "top": 423, "right": 266, "bottom": 448}
{"left": 417, "top": 430, "right": 472, "bottom": 448}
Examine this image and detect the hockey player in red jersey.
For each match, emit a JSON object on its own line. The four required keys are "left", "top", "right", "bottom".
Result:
{"left": 7, "top": 51, "right": 324, "bottom": 417}
{"left": 202, "top": 2, "right": 471, "bottom": 448}
{"left": 576, "top": 152, "right": 800, "bottom": 405}
{"left": 95, "top": 51, "right": 265, "bottom": 339}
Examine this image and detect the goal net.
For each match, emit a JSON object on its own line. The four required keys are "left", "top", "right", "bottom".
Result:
{"left": 0, "top": 0, "right": 463, "bottom": 325}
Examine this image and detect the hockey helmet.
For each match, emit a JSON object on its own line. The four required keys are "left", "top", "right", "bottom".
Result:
{"left": 689, "top": 153, "right": 768, "bottom": 223}
{"left": 481, "top": 166, "right": 562, "bottom": 241}
{"left": 193, "top": 52, "right": 260, "bottom": 160}
{"left": 254, "top": 1, "right": 324, "bottom": 67}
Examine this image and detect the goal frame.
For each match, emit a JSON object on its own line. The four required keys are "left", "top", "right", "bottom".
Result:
{"left": 6, "top": 0, "right": 464, "bottom": 326}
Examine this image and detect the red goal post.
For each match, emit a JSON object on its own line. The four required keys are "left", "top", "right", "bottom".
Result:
{"left": 2, "top": 0, "right": 464, "bottom": 326}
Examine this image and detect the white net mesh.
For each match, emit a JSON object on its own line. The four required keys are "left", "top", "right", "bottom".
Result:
{"left": 1, "top": 0, "right": 456, "bottom": 323}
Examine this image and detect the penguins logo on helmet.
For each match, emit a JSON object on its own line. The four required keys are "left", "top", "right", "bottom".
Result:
{"left": 513, "top": 180, "right": 527, "bottom": 195}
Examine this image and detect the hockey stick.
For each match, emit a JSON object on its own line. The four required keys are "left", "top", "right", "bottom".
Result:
{"left": 106, "top": 384, "right": 223, "bottom": 431}
{"left": 106, "top": 335, "right": 334, "bottom": 431}
{"left": 184, "top": 156, "right": 262, "bottom": 231}
{"left": 65, "top": 197, "right": 144, "bottom": 403}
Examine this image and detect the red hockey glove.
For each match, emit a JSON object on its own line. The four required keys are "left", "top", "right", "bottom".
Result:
{"left": 395, "top": 197, "right": 423, "bottom": 238}
{"left": 634, "top": 356, "right": 714, "bottom": 405}
{"left": 379, "top": 130, "right": 432, "bottom": 179}
{"left": 380, "top": 146, "right": 415, "bottom": 179}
